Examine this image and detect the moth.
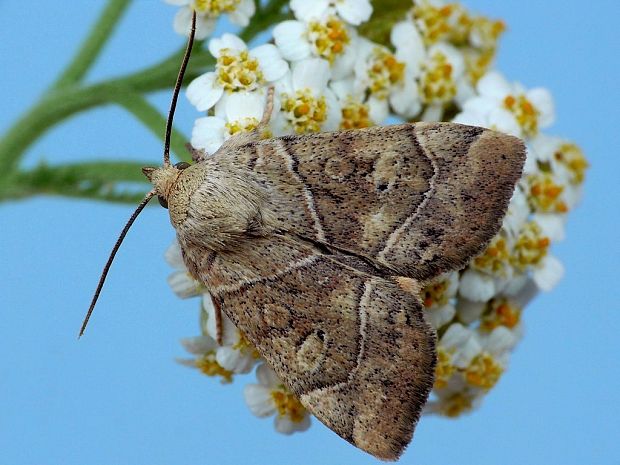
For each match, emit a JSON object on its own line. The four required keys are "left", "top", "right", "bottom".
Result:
{"left": 81, "top": 13, "right": 525, "bottom": 461}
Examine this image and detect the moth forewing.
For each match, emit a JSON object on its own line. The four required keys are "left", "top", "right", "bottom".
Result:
{"left": 151, "top": 121, "right": 524, "bottom": 460}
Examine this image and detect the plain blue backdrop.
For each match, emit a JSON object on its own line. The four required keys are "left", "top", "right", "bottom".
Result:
{"left": 1, "top": 1, "right": 619, "bottom": 464}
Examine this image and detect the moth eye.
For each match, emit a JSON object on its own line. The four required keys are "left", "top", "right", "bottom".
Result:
{"left": 158, "top": 196, "right": 169, "bottom": 209}
{"left": 174, "top": 161, "right": 191, "bottom": 170}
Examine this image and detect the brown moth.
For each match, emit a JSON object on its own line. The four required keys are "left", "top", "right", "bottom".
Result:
{"left": 82, "top": 13, "right": 525, "bottom": 462}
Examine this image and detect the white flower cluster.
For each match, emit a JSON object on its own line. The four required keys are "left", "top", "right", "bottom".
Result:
{"left": 166, "top": 0, "right": 588, "bottom": 429}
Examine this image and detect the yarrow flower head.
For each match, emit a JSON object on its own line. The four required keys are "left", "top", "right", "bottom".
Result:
{"left": 455, "top": 71, "right": 555, "bottom": 138}
{"left": 186, "top": 34, "right": 288, "bottom": 112}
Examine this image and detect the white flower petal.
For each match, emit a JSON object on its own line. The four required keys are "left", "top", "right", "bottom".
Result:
{"left": 367, "top": 96, "right": 389, "bottom": 123}
{"left": 323, "top": 88, "right": 342, "bottom": 131}
{"left": 487, "top": 107, "right": 521, "bottom": 136}
{"left": 331, "top": 36, "right": 358, "bottom": 80}
{"left": 290, "top": 0, "right": 329, "bottom": 21}
{"left": 484, "top": 326, "right": 518, "bottom": 355}
{"left": 389, "top": 79, "right": 421, "bottom": 118}
{"left": 167, "top": 270, "right": 201, "bottom": 299}
{"left": 292, "top": 58, "right": 330, "bottom": 92}
{"left": 273, "top": 21, "right": 312, "bottom": 61}
{"left": 275, "top": 414, "right": 311, "bottom": 434}
{"left": 209, "top": 33, "right": 247, "bottom": 58}
{"left": 440, "top": 323, "right": 481, "bottom": 368}
{"left": 533, "top": 213, "right": 566, "bottom": 241}
{"left": 250, "top": 44, "right": 289, "bottom": 82}
{"left": 164, "top": 240, "right": 185, "bottom": 269}
{"left": 191, "top": 116, "right": 226, "bottom": 154}
{"left": 459, "top": 269, "right": 497, "bottom": 302}
{"left": 186, "top": 72, "right": 223, "bottom": 112}
{"left": 424, "top": 303, "right": 456, "bottom": 329}
{"left": 330, "top": 77, "right": 355, "bottom": 100}
{"left": 477, "top": 71, "right": 512, "bottom": 99}
{"left": 392, "top": 21, "right": 425, "bottom": 73}
{"left": 180, "top": 335, "right": 217, "bottom": 355}
{"left": 256, "top": 363, "right": 281, "bottom": 387}
{"left": 216, "top": 346, "right": 255, "bottom": 374}
{"left": 527, "top": 87, "right": 555, "bottom": 128}
{"left": 228, "top": 0, "right": 256, "bottom": 27}
{"left": 244, "top": 384, "right": 276, "bottom": 417}
{"left": 533, "top": 255, "right": 564, "bottom": 291}
{"left": 224, "top": 91, "right": 265, "bottom": 122}
{"left": 420, "top": 104, "right": 444, "bottom": 122}
{"left": 336, "top": 0, "right": 372, "bottom": 25}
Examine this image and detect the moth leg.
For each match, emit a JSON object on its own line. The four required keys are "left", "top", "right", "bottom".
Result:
{"left": 258, "top": 86, "right": 275, "bottom": 129}
{"left": 213, "top": 298, "right": 224, "bottom": 346}
{"left": 186, "top": 143, "right": 208, "bottom": 163}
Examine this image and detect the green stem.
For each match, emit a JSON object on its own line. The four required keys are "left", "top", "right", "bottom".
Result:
{"left": 0, "top": 53, "right": 212, "bottom": 174}
{"left": 53, "top": 0, "right": 133, "bottom": 89}
{"left": 2, "top": 161, "right": 151, "bottom": 203}
{"left": 113, "top": 92, "right": 189, "bottom": 162}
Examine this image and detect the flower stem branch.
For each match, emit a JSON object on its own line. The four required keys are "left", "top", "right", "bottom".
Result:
{"left": 52, "top": 0, "right": 133, "bottom": 89}
{"left": 1, "top": 161, "right": 151, "bottom": 204}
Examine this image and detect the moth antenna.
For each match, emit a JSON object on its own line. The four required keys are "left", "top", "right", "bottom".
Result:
{"left": 163, "top": 10, "right": 197, "bottom": 167}
{"left": 79, "top": 189, "right": 156, "bottom": 338}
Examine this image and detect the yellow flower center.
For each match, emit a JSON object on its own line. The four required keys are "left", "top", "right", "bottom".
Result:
{"left": 481, "top": 299, "right": 521, "bottom": 331}
{"left": 421, "top": 278, "right": 451, "bottom": 308}
{"left": 281, "top": 89, "right": 328, "bottom": 134}
{"left": 340, "top": 100, "right": 372, "bottom": 130}
{"left": 367, "top": 46, "right": 406, "bottom": 99}
{"left": 503, "top": 94, "right": 540, "bottom": 137}
{"left": 527, "top": 173, "right": 568, "bottom": 213}
{"left": 439, "top": 392, "right": 474, "bottom": 417}
{"left": 232, "top": 331, "right": 261, "bottom": 359}
{"left": 307, "top": 16, "right": 350, "bottom": 63}
{"left": 195, "top": 353, "right": 233, "bottom": 383}
{"left": 193, "top": 0, "right": 241, "bottom": 17}
{"left": 465, "top": 352, "right": 503, "bottom": 389}
{"left": 470, "top": 16, "right": 505, "bottom": 50}
{"left": 473, "top": 234, "right": 511, "bottom": 275}
{"left": 271, "top": 389, "right": 307, "bottom": 423}
{"left": 412, "top": 1, "right": 458, "bottom": 45}
{"left": 555, "top": 142, "right": 589, "bottom": 185}
{"left": 217, "top": 49, "right": 264, "bottom": 92}
{"left": 434, "top": 347, "right": 455, "bottom": 389}
{"left": 419, "top": 51, "right": 457, "bottom": 104}
{"left": 225, "top": 117, "right": 260, "bottom": 136}
{"left": 463, "top": 48, "right": 495, "bottom": 85}
{"left": 511, "top": 221, "right": 551, "bottom": 271}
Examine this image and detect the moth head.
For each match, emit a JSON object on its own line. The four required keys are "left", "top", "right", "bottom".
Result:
{"left": 142, "top": 161, "right": 191, "bottom": 209}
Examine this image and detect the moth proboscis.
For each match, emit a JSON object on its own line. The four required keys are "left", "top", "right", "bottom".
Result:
{"left": 81, "top": 12, "right": 525, "bottom": 461}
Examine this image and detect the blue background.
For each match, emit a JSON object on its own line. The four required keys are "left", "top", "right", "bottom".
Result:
{"left": 1, "top": 1, "right": 618, "bottom": 464}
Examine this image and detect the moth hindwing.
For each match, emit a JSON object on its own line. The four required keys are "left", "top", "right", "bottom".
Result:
{"left": 145, "top": 121, "right": 525, "bottom": 460}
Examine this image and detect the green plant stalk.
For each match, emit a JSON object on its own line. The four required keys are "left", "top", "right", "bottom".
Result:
{"left": 53, "top": 0, "right": 132, "bottom": 89}
{"left": 2, "top": 161, "right": 150, "bottom": 203}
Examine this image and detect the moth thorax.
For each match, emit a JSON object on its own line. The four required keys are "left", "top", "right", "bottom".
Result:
{"left": 148, "top": 165, "right": 179, "bottom": 200}
{"left": 175, "top": 173, "right": 273, "bottom": 251}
